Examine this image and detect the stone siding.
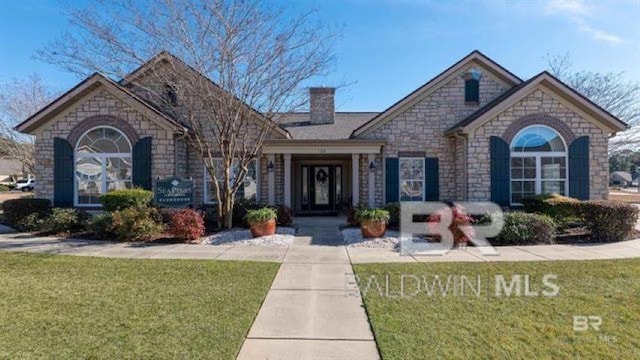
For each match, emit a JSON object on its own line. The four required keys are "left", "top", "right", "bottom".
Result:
{"left": 467, "top": 88, "right": 610, "bottom": 201}
{"left": 33, "top": 88, "right": 175, "bottom": 202}
{"left": 359, "top": 63, "right": 509, "bottom": 202}
{"left": 356, "top": 154, "right": 384, "bottom": 207}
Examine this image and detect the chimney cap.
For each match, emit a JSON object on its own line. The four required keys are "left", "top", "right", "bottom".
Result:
{"left": 309, "top": 87, "right": 335, "bottom": 94}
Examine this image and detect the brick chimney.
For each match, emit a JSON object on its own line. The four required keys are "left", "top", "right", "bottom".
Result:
{"left": 309, "top": 87, "right": 335, "bottom": 124}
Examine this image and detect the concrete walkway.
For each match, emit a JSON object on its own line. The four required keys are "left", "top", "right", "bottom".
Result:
{"left": 237, "top": 216, "right": 379, "bottom": 359}
{"left": 237, "top": 244, "right": 379, "bottom": 359}
{"left": 347, "top": 239, "right": 640, "bottom": 263}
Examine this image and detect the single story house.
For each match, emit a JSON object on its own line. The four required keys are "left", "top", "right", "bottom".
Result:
{"left": 610, "top": 171, "right": 633, "bottom": 187}
{"left": 16, "top": 50, "right": 626, "bottom": 212}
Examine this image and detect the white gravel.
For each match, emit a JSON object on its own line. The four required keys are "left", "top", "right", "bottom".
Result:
{"left": 200, "top": 227, "right": 296, "bottom": 247}
{"left": 341, "top": 228, "right": 401, "bottom": 250}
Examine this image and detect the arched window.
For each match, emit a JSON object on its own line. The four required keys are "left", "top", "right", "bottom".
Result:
{"left": 75, "top": 127, "right": 132, "bottom": 205}
{"left": 510, "top": 125, "right": 567, "bottom": 204}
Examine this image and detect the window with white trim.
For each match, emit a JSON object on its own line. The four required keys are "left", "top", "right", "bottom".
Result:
{"left": 204, "top": 159, "right": 257, "bottom": 204}
{"left": 510, "top": 125, "right": 567, "bottom": 204}
{"left": 75, "top": 127, "right": 132, "bottom": 206}
{"left": 399, "top": 158, "right": 424, "bottom": 201}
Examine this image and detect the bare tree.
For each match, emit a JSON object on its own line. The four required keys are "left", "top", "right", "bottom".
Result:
{"left": 0, "top": 74, "right": 57, "bottom": 175}
{"left": 38, "top": 0, "right": 335, "bottom": 228}
{"left": 546, "top": 54, "right": 640, "bottom": 150}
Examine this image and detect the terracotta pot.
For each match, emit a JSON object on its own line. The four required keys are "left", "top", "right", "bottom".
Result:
{"left": 249, "top": 218, "right": 276, "bottom": 238}
{"left": 360, "top": 221, "right": 387, "bottom": 238}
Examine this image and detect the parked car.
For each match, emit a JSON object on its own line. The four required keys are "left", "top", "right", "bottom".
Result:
{"left": 15, "top": 178, "right": 35, "bottom": 192}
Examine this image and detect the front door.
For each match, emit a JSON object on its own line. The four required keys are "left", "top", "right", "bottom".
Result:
{"left": 301, "top": 165, "right": 335, "bottom": 212}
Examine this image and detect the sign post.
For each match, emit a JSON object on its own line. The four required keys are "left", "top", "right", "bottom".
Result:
{"left": 155, "top": 177, "right": 194, "bottom": 208}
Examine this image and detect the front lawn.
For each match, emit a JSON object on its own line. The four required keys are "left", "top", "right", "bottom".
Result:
{"left": 354, "top": 260, "right": 640, "bottom": 359}
{"left": 0, "top": 253, "right": 278, "bottom": 359}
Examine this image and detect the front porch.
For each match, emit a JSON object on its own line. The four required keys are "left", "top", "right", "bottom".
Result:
{"left": 262, "top": 140, "right": 385, "bottom": 214}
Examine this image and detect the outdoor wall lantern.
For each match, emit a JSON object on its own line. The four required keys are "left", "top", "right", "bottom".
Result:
{"left": 369, "top": 161, "right": 376, "bottom": 171}
{"left": 267, "top": 160, "right": 274, "bottom": 171}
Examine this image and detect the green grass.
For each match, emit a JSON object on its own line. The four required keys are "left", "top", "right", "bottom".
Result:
{"left": 354, "top": 259, "right": 640, "bottom": 360}
{"left": 0, "top": 253, "right": 279, "bottom": 359}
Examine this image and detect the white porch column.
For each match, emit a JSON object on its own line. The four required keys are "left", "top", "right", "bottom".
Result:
{"left": 284, "top": 153, "right": 292, "bottom": 207}
{"left": 352, "top": 153, "right": 360, "bottom": 206}
{"left": 368, "top": 154, "right": 375, "bottom": 207}
{"left": 267, "top": 154, "right": 275, "bottom": 205}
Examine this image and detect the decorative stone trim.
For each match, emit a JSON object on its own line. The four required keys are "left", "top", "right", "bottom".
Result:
{"left": 67, "top": 115, "right": 140, "bottom": 146}
{"left": 502, "top": 113, "right": 576, "bottom": 145}
{"left": 398, "top": 151, "right": 425, "bottom": 157}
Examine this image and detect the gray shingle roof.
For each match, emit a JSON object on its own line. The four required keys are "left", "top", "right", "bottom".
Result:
{"left": 611, "top": 171, "right": 632, "bottom": 182}
{"left": 278, "top": 112, "right": 378, "bottom": 139}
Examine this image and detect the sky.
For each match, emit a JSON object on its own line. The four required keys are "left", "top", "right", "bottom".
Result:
{"left": 0, "top": 0, "right": 639, "bottom": 111}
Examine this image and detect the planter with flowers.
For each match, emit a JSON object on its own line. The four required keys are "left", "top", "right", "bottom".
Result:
{"left": 358, "top": 208, "right": 390, "bottom": 238}
{"left": 246, "top": 207, "right": 277, "bottom": 238}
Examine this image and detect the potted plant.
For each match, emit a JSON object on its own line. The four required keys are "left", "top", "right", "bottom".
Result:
{"left": 358, "top": 208, "right": 390, "bottom": 238}
{"left": 246, "top": 207, "right": 277, "bottom": 238}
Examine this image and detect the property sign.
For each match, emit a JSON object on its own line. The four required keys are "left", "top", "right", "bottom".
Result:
{"left": 155, "top": 177, "right": 194, "bottom": 208}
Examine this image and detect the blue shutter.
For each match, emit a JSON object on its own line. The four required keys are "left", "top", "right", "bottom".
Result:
{"left": 54, "top": 137, "right": 74, "bottom": 207}
{"left": 490, "top": 136, "right": 510, "bottom": 206}
{"left": 385, "top": 157, "right": 399, "bottom": 203}
{"left": 424, "top": 158, "right": 439, "bottom": 201}
{"left": 569, "top": 136, "right": 589, "bottom": 200}
{"left": 132, "top": 137, "right": 153, "bottom": 190}
{"left": 465, "top": 79, "right": 479, "bottom": 102}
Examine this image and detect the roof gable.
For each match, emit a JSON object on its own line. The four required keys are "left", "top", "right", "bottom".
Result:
{"left": 351, "top": 50, "right": 522, "bottom": 137}
{"left": 15, "top": 73, "right": 184, "bottom": 134}
{"left": 446, "top": 71, "right": 627, "bottom": 134}
{"left": 121, "top": 51, "right": 291, "bottom": 139}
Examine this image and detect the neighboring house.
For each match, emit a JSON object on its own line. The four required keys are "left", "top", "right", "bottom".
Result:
{"left": 610, "top": 171, "right": 632, "bottom": 187}
{"left": 0, "top": 157, "right": 24, "bottom": 185}
{"left": 15, "top": 50, "right": 627, "bottom": 211}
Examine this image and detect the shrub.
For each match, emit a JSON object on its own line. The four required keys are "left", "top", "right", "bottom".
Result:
{"left": 99, "top": 189, "right": 153, "bottom": 212}
{"left": 245, "top": 207, "right": 277, "bottom": 226}
{"left": 522, "top": 194, "right": 581, "bottom": 220}
{"left": 357, "top": 209, "right": 390, "bottom": 224}
{"left": 428, "top": 206, "right": 474, "bottom": 245}
{"left": 273, "top": 205, "right": 294, "bottom": 226}
{"left": 109, "top": 207, "right": 164, "bottom": 241}
{"left": 0, "top": 185, "right": 10, "bottom": 192}
{"left": 89, "top": 213, "right": 114, "bottom": 239}
{"left": 167, "top": 209, "right": 205, "bottom": 242}
{"left": 580, "top": 200, "right": 639, "bottom": 242}
{"left": 201, "top": 206, "right": 218, "bottom": 227}
{"left": 346, "top": 203, "right": 368, "bottom": 226}
{"left": 494, "top": 212, "right": 556, "bottom": 245}
{"left": 2, "top": 198, "right": 51, "bottom": 228}
{"left": 232, "top": 198, "right": 260, "bottom": 228}
{"left": 41, "top": 208, "right": 83, "bottom": 234}
{"left": 17, "top": 213, "right": 42, "bottom": 232}
{"left": 384, "top": 202, "right": 400, "bottom": 229}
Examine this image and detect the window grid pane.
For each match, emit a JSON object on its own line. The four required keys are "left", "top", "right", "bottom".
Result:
{"left": 75, "top": 127, "right": 132, "bottom": 205}
{"left": 205, "top": 159, "right": 257, "bottom": 203}
{"left": 510, "top": 153, "right": 567, "bottom": 204}
{"left": 399, "top": 158, "right": 424, "bottom": 201}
